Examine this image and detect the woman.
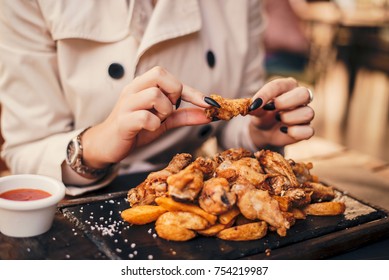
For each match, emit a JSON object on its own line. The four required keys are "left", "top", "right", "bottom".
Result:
{"left": 0, "top": 0, "right": 314, "bottom": 195}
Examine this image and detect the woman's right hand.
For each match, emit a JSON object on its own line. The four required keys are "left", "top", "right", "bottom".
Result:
{"left": 81, "top": 66, "right": 211, "bottom": 169}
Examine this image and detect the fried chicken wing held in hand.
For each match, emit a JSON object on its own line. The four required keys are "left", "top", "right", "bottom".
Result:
{"left": 205, "top": 94, "right": 251, "bottom": 121}
{"left": 127, "top": 153, "right": 192, "bottom": 206}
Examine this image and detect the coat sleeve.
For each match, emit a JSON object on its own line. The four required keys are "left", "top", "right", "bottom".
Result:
{"left": 217, "top": 0, "right": 267, "bottom": 152}
{"left": 0, "top": 1, "right": 116, "bottom": 193}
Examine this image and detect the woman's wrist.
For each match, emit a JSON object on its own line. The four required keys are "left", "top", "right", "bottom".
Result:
{"left": 65, "top": 126, "right": 113, "bottom": 179}
{"left": 248, "top": 121, "right": 284, "bottom": 153}
{"left": 81, "top": 125, "right": 114, "bottom": 169}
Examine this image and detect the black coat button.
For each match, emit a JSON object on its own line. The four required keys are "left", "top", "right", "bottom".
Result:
{"left": 206, "top": 50, "right": 216, "bottom": 68}
{"left": 108, "top": 63, "right": 125, "bottom": 79}
{"left": 198, "top": 125, "right": 212, "bottom": 138}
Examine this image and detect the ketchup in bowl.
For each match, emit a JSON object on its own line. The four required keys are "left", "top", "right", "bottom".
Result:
{"left": 0, "top": 188, "right": 52, "bottom": 201}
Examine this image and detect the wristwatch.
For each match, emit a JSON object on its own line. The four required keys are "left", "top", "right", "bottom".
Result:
{"left": 66, "top": 128, "right": 111, "bottom": 179}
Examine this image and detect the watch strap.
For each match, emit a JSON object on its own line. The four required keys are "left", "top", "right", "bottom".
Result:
{"left": 67, "top": 127, "right": 112, "bottom": 179}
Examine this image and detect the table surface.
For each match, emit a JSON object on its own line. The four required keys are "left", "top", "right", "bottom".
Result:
{"left": 1, "top": 137, "right": 388, "bottom": 260}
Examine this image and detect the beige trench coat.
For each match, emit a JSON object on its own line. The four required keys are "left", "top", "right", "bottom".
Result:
{"left": 0, "top": 0, "right": 266, "bottom": 195}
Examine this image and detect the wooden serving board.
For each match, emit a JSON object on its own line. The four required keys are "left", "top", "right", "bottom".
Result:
{"left": 1, "top": 173, "right": 388, "bottom": 260}
{"left": 58, "top": 175, "right": 389, "bottom": 260}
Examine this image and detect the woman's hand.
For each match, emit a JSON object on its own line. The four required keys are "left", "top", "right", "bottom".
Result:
{"left": 248, "top": 77, "right": 315, "bottom": 148}
{"left": 81, "top": 66, "right": 211, "bottom": 169}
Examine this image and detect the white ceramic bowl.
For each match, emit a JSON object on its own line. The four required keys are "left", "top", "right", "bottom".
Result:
{"left": 0, "top": 174, "right": 66, "bottom": 238}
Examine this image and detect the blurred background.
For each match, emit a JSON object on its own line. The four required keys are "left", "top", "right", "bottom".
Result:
{"left": 0, "top": 0, "right": 388, "bottom": 177}
{"left": 264, "top": 0, "right": 389, "bottom": 161}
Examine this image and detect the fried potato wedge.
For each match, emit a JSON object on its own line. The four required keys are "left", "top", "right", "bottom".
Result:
{"left": 218, "top": 206, "right": 240, "bottom": 225}
{"left": 217, "top": 221, "right": 268, "bottom": 241}
{"left": 303, "top": 201, "right": 346, "bottom": 216}
{"left": 197, "top": 223, "right": 230, "bottom": 236}
{"left": 155, "top": 211, "right": 208, "bottom": 241}
{"left": 155, "top": 196, "right": 217, "bottom": 224}
{"left": 157, "top": 211, "right": 209, "bottom": 230}
{"left": 273, "top": 196, "right": 292, "bottom": 212}
{"left": 155, "top": 223, "right": 196, "bottom": 241}
{"left": 290, "top": 208, "right": 306, "bottom": 220}
{"left": 121, "top": 205, "right": 167, "bottom": 225}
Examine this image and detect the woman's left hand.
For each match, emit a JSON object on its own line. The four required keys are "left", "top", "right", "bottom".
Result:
{"left": 247, "top": 77, "right": 315, "bottom": 148}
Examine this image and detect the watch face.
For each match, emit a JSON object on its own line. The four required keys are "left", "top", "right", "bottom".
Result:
{"left": 66, "top": 138, "right": 79, "bottom": 166}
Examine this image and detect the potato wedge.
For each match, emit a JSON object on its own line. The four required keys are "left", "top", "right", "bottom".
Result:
{"left": 218, "top": 206, "right": 240, "bottom": 225}
{"left": 155, "top": 196, "right": 217, "bottom": 224}
{"left": 156, "top": 211, "right": 209, "bottom": 230}
{"left": 155, "top": 223, "right": 196, "bottom": 241}
{"left": 121, "top": 205, "right": 167, "bottom": 225}
{"left": 273, "top": 196, "right": 292, "bottom": 212}
{"left": 303, "top": 201, "right": 346, "bottom": 216}
{"left": 290, "top": 208, "right": 306, "bottom": 220}
{"left": 197, "top": 223, "right": 229, "bottom": 236}
{"left": 217, "top": 221, "right": 268, "bottom": 241}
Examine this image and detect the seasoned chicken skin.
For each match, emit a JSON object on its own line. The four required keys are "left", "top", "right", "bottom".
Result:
{"left": 216, "top": 157, "right": 268, "bottom": 187}
{"left": 167, "top": 157, "right": 216, "bottom": 201}
{"left": 213, "top": 148, "right": 253, "bottom": 164}
{"left": 205, "top": 94, "right": 251, "bottom": 121}
{"left": 127, "top": 153, "right": 192, "bottom": 206}
{"left": 255, "top": 150, "right": 299, "bottom": 188}
{"left": 232, "top": 186, "right": 290, "bottom": 237}
{"left": 199, "top": 177, "right": 236, "bottom": 215}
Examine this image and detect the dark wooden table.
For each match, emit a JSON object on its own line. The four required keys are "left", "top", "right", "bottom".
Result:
{"left": 1, "top": 137, "right": 389, "bottom": 260}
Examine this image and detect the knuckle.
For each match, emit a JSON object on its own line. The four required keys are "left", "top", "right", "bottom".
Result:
{"left": 149, "top": 87, "right": 162, "bottom": 98}
{"left": 151, "top": 66, "right": 167, "bottom": 78}
{"left": 305, "top": 106, "right": 315, "bottom": 120}
{"left": 286, "top": 77, "right": 298, "bottom": 87}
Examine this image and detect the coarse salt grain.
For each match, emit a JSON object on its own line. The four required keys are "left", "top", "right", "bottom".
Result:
{"left": 131, "top": 243, "right": 136, "bottom": 248}
{"left": 129, "top": 254, "right": 134, "bottom": 259}
{"left": 148, "top": 255, "right": 153, "bottom": 260}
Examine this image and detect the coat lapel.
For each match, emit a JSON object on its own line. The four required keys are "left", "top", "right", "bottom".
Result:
{"left": 135, "top": 0, "right": 202, "bottom": 64}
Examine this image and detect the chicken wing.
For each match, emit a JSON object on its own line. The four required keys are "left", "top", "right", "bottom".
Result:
{"left": 127, "top": 153, "right": 192, "bottom": 206}
{"left": 167, "top": 157, "right": 217, "bottom": 201}
{"left": 235, "top": 188, "right": 290, "bottom": 236}
{"left": 213, "top": 147, "right": 253, "bottom": 164}
{"left": 199, "top": 177, "right": 236, "bottom": 215}
{"left": 205, "top": 94, "right": 251, "bottom": 121}
{"left": 216, "top": 157, "right": 268, "bottom": 187}
{"left": 255, "top": 150, "right": 299, "bottom": 188}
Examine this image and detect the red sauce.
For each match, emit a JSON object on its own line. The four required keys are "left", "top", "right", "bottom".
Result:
{"left": 0, "top": 188, "right": 51, "bottom": 201}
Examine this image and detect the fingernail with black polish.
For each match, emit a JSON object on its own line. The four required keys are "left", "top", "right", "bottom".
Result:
{"left": 249, "top": 98, "right": 263, "bottom": 111}
{"left": 275, "top": 113, "right": 281, "bottom": 122}
{"left": 211, "top": 117, "right": 220, "bottom": 122}
{"left": 280, "top": 126, "right": 288, "bottom": 134}
{"left": 204, "top": 96, "right": 221, "bottom": 108}
{"left": 175, "top": 97, "right": 182, "bottom": 109}
{"left": 263, "top": 102, "right": 276, "bottom": 111}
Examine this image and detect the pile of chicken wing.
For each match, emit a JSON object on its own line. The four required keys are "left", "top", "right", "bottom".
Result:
{"left": 124, "top": 148, "right": 345, "bottom": 241}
